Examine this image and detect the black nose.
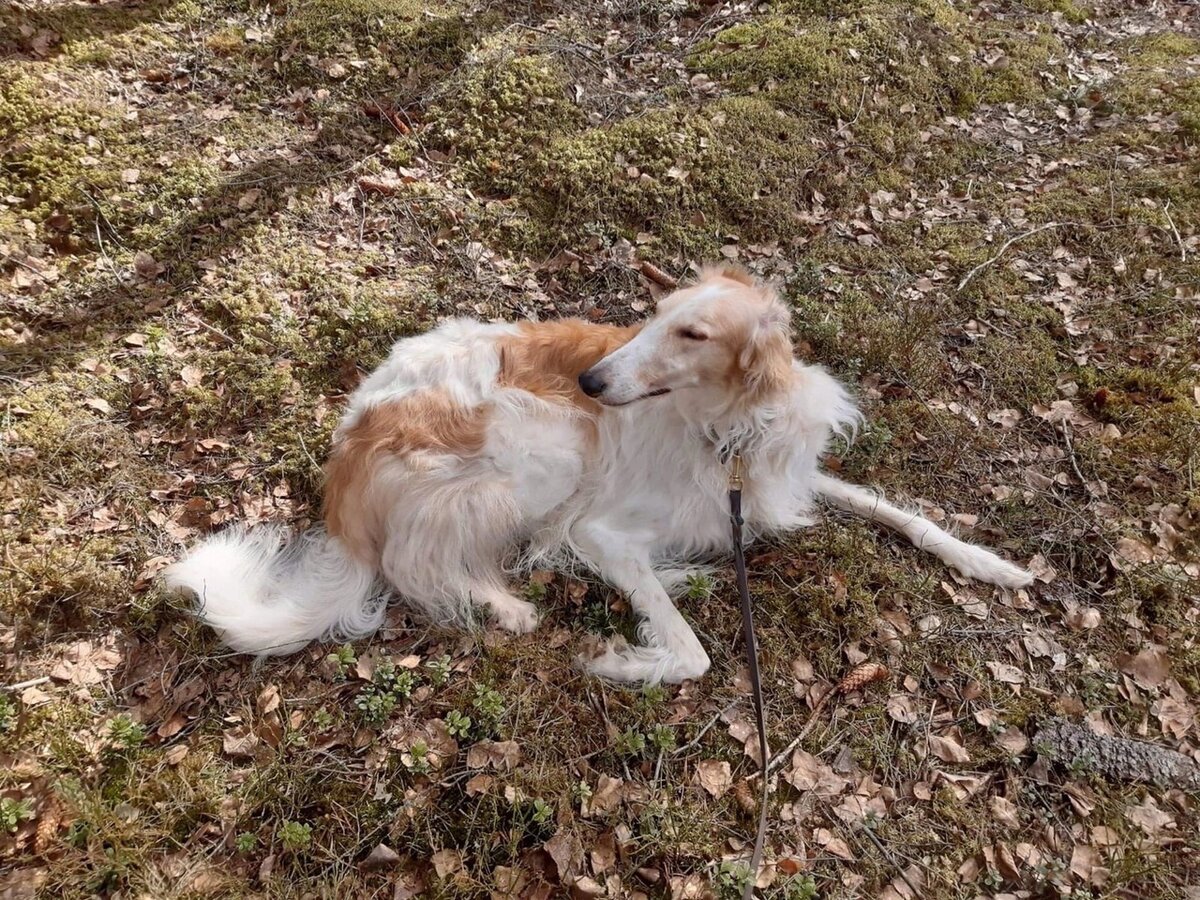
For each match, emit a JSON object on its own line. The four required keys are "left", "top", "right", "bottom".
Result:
{"left": 578, "top": 370, "right": 606, "bottom": 398}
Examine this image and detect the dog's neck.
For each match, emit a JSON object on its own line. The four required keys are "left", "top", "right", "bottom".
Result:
{"left": 692, "top": 398, "right": 786, "bottom": 465}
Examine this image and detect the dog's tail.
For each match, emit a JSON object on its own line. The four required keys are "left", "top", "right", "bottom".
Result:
{"left": 812, "top": 472, "right": 1033, "bottom": 589}
{"left": 165, "top": 526, "right": 384, "bottom": 656}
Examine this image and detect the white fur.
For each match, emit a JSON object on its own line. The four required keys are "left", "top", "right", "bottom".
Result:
{"left": 165, "top": 527, "right": 383, "bottom": 656}
{"left": 167, "top": 279, "right": 1032, "bottom": 680}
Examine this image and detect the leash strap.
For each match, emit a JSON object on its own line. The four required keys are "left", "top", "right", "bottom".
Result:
{"left": 728, "top": 455, "right": 769, "bottom": 900}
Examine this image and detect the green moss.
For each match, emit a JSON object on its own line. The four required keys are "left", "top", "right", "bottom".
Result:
{"left": 1104, "top": 33, "right": 1200, "bottom": 129}
{"left": 502, "top": 96, "right": 818, "bottom": 256}
{"left": 693, "top": 1, "right": 1065, "bottom": 113}
{"left": 0, "top": 0, "right": 192, "bottom": 61}
{"left": 0, "top": 74, "right": 122, "bottom": 223}
{"left": 428, "top": 53, "right": 583, "bottom": 195}
{"left": 273, "top": 0, "right": 479, "bottom": 89}
{"left": 1121, "top": 33, "right": 1200, "bottom": 67}
{"left": 1026, "top": 0, "right": 1090, "bottom": 24}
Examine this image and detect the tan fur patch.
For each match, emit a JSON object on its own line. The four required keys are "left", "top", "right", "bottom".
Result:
{"left": 706, "top": 263, "right": 756, "bottom": 287}
{"left": 497, "top": 320, "right": 639, "bottom": 411}
{"left": 709, "top": 288, "right": 794, "bottom": 402}
{"left": 324, "top": 392, "right": 488, "bottom": 562}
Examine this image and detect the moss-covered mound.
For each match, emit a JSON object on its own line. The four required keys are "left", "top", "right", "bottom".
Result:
{"left": 271, "top": 0, "right": 482, "bottom": 91}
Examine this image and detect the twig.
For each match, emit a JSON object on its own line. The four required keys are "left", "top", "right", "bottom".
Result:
{"left": 759, "top": 662, "right": 889, "bottom": 777}
{"left": 759, "top": 689, "right": 834, "bottom": 777}
{"left": 1161, "top": 200, "right": 1186, "bottom": 262}
{"left": 856, "top": 822, "right": 922, "bottom": 896}
{"left": 2, "top": 676, "right": 50, "bottom": 692}
{"left": 1061, "top": 421, "right": 1088, "bottom": 488}
{"left": 188, "top": 315, "right": 236, "bottom": 345}
{"left": 957, "top": 222, "right": 1066, "bottom": 292}
{"left": 673, "top": 698, "right": 739, "bottom": 756}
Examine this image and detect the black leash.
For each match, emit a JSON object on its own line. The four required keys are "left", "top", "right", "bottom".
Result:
{"left": 727, "top": 452, "right": 769, "bottom": 900}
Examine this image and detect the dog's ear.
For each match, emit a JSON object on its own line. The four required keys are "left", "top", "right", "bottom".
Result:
{"left": 738, "top": 296, "right": 793, "bottom": 397}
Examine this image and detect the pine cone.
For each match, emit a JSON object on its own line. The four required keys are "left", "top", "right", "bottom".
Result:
{"left": 835, "top": 662, "right": 890, "bottom": 694}
{"left": 639, "top": 260, "right": 679, "bottom": 289}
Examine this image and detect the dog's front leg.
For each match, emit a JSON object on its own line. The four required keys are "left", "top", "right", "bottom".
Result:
{"left": 572, "top": 521, "right": 710, "bottom": 684}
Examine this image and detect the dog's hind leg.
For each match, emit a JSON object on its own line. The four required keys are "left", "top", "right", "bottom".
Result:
{"left": 570, "top": 520, "right": 710, "bottom": 684}
{"left": 812, "top": 473, "right": 1033, "bottom": 588}
{"left": 379, "top": 476, "right": 539, "bottom": 632}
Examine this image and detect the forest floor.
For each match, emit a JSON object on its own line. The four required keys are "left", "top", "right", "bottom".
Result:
{"left": 2, "top": 0, "right": 1199, "bottom": 897}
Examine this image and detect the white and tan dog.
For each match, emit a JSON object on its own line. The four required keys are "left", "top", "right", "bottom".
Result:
{"left": 167, "top": 267, "right": 1031, "bottom": 682}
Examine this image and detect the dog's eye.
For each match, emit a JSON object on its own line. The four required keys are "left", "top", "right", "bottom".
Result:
{"left": 677, "top": 327, "right": 709, "bottom": 342}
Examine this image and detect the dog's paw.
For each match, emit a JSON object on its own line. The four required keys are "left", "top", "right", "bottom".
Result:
{"left": 489, "top": 597, "right": 539, "bottom": 634}
{"left": 579, "top": 637, "right": 709, "bottom": 684}
{"left": 947, "top": 544, "right": 1034, "bottom": 589}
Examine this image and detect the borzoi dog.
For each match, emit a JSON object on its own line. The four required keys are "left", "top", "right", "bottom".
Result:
{"left": 167, "top": 266, "right": 1032, "bottom": 683}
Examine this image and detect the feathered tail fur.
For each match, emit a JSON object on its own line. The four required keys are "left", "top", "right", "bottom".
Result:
{"left": 165, "top": 526, "right": 384, "bottom": 656}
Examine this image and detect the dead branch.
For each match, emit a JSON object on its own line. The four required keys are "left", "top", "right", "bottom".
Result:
{"left": 956, "top": 222, "right": 1066, "bottom": 292}
{"left": 1033, "top": 717, "right": 1200, "bottom": 791}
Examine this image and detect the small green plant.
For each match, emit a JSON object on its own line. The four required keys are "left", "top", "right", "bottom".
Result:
{"left": 235, "top": 832, "right": 258, "bottom": 853}
{"left": 1067, "top": 753, "right": 1097, "bottom": 777}
{"left": 471, "top": 683, "right": 506, "bottom": 730}
{"left": 782, "top": 874, "right": 819, "bottom": 900}
{"left": 106, "top": 715, "right": 145, "bottom": 750}
{"left": 310, "top": 707, "right": 334, "bottom": 731}
{"left": 636, "top": 684, "right": 667, "bottom": 714}
{"left": 277, "top": 820, "right": 312, "bottom": 852}
{"left": 354, "top": 687, "right": 397, "bottom": 726}
{"left": 374, "top": 658, "right": 417, "bottom": 698}
{"left": 327, "top": 644, "right": 357, "bottom": 679}
{"left": 572, "top": 780, "right": 593, "bottom": 806}
{"left": 0, "top": 797, "right": 35, "bottom": 833}
{"left": 685, "top": 572, "right": 714, "bottom": 600}
{"left": 648, "top": 724, "right": 677, "bottom": 752}
{"left": 581, "top": 599, "right": 616, "bottom": 635}
{"left": 426, "top": 654, "right": 453, "bottom": 686}
{"left": 445, "top": 709, "right": 472, "bottom": 739}
{"left": 530, "top": 797, "right": 553, "bottom": 824}
{"left": 355, "top": 658, "right": 421, "bottom": 725}
{"left": 716, "top": 861, "right": 752, "bottom": 898}
{"left": 404, "top": 740, "right": 431, "bottom": 774}
{"left": 0, "top": 694, "right": 14, "bottom": 733}
{"left": 616, "top": 727, "right": 647, "bottom": 756}
{"left": 523, "top": 579, "right": 548, "bottom": 602}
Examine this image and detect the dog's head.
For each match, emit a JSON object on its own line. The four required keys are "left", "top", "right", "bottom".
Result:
{"left": 579, "top": 267, "right": 794, "bottom": 413}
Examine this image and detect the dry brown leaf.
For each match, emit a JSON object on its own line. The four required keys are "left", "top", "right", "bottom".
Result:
{"left": 986, "top": 661, "right": 1025, "bottom": 684}
{"left": 588, "top": 775, "right": 624, "bottom": 815}
{"left": 466, "top": 740, "right": 522, "bottom": 770}
{"left": 222, "top": 725, "right": 259, "bottom": 760}
{"left": 361, "top": 843, "right": 401, "bottom": 870}
{"left": 994, "top": 727, "right": 1029, "bottom": 756}
{"left": 1116, "top": 648, "right": 1169, "bottom": 690}
{"left": 928, "top": 733, "right": 971, "bottom": 764}
{"left": 990, "top": 795, "right": 1020, "bottom": 829}
{"left": 813, "top": 827, "right": 855, "bottom": 861}
{"left": 694, "top": 760, "right": 732, "bottom": 799}
{"left": 1126, "top": 796, "right": 1174, "bottom": 836}
{"left": 785, "top": 749, "right": 849, "bottom": 796}
{"left": 431, "top": 849, "right": 464, "bottom": 879}
{"left": 465, "top": 774, "right": 494, "bottom": 796}
{"left": 543, "top": 830, "right": 583, "bottom": 881}
{"left": 1153, "top": 696, "right": 1194, "bottom": 738}
{"left": 886, "top": 693, "right": 919, "bottom": 724}
{"left": 1070, "top": 844, "right": 1108, "bottom": 886}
